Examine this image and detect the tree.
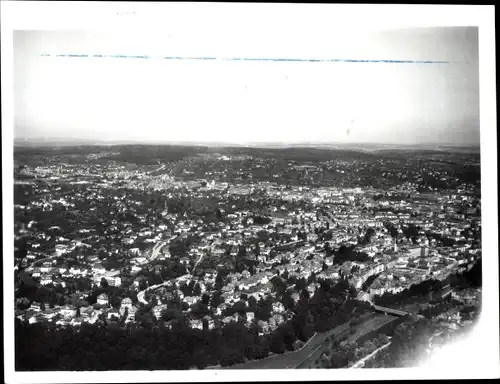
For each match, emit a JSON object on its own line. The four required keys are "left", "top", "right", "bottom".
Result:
{"left": 364, "top": 340, "right": 376, "bottom": 352}
{"left": 390, "top": 226, "right": 399, "bottom": 239}
{"left": 100, "top": 277, "right": 109, "bottom": 288}
{"left": 249, "top": 264, "right": 256, "bottom": 276}
{"left": 16, "top": 297, "right": 30, "bottom": 310}
{"left": 121, "top": 307, "right": 129, "bottom": 324}
{"left": 191, "top": 302, "right": 210, "bottom": 317}
{"left": 238, "top": 245, "right": 247, "bottom": 258}
{"left": 211, "top": 291, "right": 224, "bottom": 308}
{"left": 324, "top": 242, "right": 333, "bottom": 256}
{"left": 377, "top": 333, "right": 388, "bottom": 346}
{"left": 282, "top": 290, "right": 295, "bottom": 311}
{"left": 295, "top": 277, "right": 307, "bottom": 292}
{"left": 201, "top": 293, "right": 210, "bottom": 306}
{"left": 58, "top": 295, "right": 65, "bottom": 306}
{"left": 322, "top": 262, "right": 328, "bottom": 272}
{"left": 403, "top": 224, "right": 420, "bottom": 239}
{"left": 215, "top": 274, "right": 224, "bottom": 290}
{"left": 193, "top": 283, "right": 202, "bottom": 296}
{"left": 282, "top": 269, "right": 289, "bottom": 280}
{"left": 270, "top": 276, "right": 287, "bottom": 298}
{"left": 248, "top": 296, "right": 258, "bottom": 311}
{"left": 330, "top": 352, "right": 348, "bottom": 368}
{"left": 348, "top": 286, "right": 358, "bottom": 299}
{"left": 202, "top": 318, "right": 209, "bottom": 331}
{"left": 255, "top": 298, "right": 273, "bottom": 322}
{"left": 161, "top": 308, "right": 181, "bottom": 322}
{"left": 76, "top": 307, "right": 81, "bottom": 318}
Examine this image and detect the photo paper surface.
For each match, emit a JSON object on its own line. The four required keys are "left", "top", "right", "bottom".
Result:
{"left": 2, "top": 2, "right": 498, "bottom": 383}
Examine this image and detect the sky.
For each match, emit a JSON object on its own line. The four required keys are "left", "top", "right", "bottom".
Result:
{"left": 14, "top": 27, "right": 480, "bottom": 145}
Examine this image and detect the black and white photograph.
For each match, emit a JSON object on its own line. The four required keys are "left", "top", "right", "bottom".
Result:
{"left": 2, "top": 2, "right": 498, "bottom": 383}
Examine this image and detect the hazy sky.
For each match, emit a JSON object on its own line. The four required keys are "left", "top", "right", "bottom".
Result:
{"left": 14, "top": 27, "right": 479, "bottom": 145}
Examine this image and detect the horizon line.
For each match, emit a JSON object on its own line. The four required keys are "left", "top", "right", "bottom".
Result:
{"left": 13, "top": 137, "right": 480, "bottom": 148}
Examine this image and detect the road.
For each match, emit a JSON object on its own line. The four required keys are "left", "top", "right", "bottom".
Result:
{"left": 148, "top": 163, "right": 167, "bottom": 175}
{"left": 350, "top": 341, "right": 391, "bottom": 368}
{"left": 136, "top": 240, "right": 170, "bottom": 304}
{"left": 148, "top": 241, "right": 166, "bottom": 263}
{"left": 138, "top": 283, "right": 164, "bottom": 305}
{"left": 28, "top": 252, "right": 60, "bottom": 269}
{"left": 192, "top": 252, "right": 205, "bottom": 271}
{"left": 137, "top": 273, "right": 193, "bottom": 305}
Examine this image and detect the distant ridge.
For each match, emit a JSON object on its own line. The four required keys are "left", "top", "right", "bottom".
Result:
{"left": 13, "top": 136, "right": 480, "bottom": 153}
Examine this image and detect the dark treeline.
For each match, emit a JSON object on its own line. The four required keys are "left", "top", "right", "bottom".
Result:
{"left": 362, "top": 273, "right": 380, "bottom": 292}
{"left": 448, "top": 257, "right": 482, "bottom": 288}
{"left": 462, "top": 257, "right": 482, "bottom": 287}
{"left": 16, "top": 278, "right": 372, "bottom": 371}
{"left": 215, "top": 147, "right": 383, "bottom": 162}
{"left": 324, "top": 243, "right": 370, "bottom": 264}
{"left": 96, "top": 145, "right": 207, "bottom": 165}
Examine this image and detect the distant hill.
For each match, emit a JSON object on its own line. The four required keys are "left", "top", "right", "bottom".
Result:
{"left": 13, "top": 136, "right": 480, "bottom": 153}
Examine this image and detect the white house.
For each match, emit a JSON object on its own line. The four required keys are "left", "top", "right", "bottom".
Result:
{"left": 55, "top": 244, "right": 69, "bottom": 256}
{"left": 70, "top": 266, "right": 82, "bottom": 275}
{"left": 272, "top": 302, "right": 285, "bottom": 313}
{"left": 120, "top": 297, "right": 133, "bottom": 312}
{"left": 190, "top": 319, "right": 203, "bottom": 330}
{"left": 97, "top": 293, "right": 109, "bottom": 306}
{"left": 107, "top": 310, "right": 121, "bottom": 320}
{"left": 272, "top": 314, "right": 285, "bottom": 326}
{"left": 203, "top": 316, "right": 215, "bottom": 330}
{"left": 30, "top": 302, "right": 42, "bottom": 312}
{"left": 60, "top": 306, "right": 77, "bottom": 318}
{"left": 40, "top": 275, "right": 53, "bottom": 285}
{"left": 184, "top": 296, "right": 198, "bottom": 305}
{"left": 92, "top": 263, "right": 106, "bottom": 275}
{"left": 40, "top": 262, "right": 53, "bottom": 273}
{"left": 70, "top": 318, "right": 83, "bottom": 326}
{"left": 105, "top": 276, "right": 122, "bottom": 287}
{"left": 32, "top": 268, "right": 41, "bottom": 277}
{"left": 152, "top": 304, "right": 168, "bottom": 320}
{"left": 216, "top": 303, "right": 227, "bottom": 316}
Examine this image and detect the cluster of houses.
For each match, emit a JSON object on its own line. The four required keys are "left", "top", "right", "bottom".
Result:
{"left": 17, "top": 295, "right": 138, "bottom": 327}
{"left": 15, "top": 164, "right": 481, "bottom": 335}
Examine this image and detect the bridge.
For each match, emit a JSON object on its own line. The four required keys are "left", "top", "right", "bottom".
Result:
{"left": 373, "top": 305, "right": 409, "bottom": 317}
